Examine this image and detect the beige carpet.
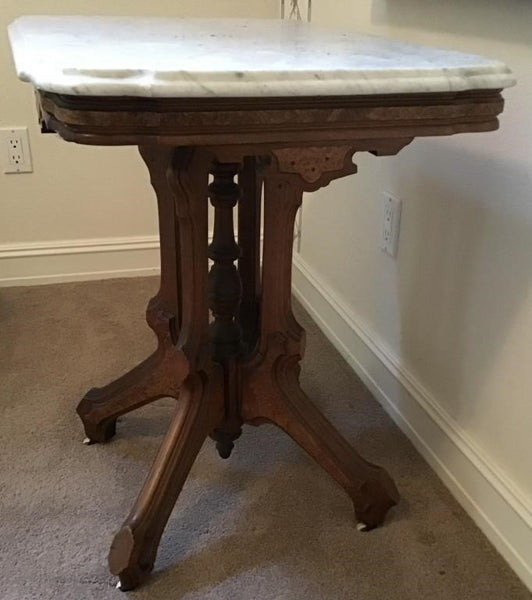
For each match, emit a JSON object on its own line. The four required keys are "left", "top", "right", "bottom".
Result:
{"left": 1, "top": 277, "right": 530, "bottom": 600}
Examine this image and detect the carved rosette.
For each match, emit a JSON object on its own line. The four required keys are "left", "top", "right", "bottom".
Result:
{"left": 271, "top": 145, "right": 358, "bottom": 191}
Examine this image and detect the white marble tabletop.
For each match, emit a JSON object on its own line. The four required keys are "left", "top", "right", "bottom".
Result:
{"left": 8, "top": 16, "right": 515, "bottom": 98}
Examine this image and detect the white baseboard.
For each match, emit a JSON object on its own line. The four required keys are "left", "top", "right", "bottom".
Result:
{"left": 292, "top": 253, "right": 532, "bottom": 592}
{"left": 0, "top": 235, "right": 160, "bottom": 286}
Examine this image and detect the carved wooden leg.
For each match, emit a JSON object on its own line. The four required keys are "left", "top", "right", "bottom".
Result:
{"left": 108, "top": 146, "right": 219, "bottom": 590}
{"left": 140, "top": 145, "right": 182, "bottom": 346}
{"left": 242, "top": 153, "right": 398, "bottom": 529}
{"left": 109, "top": 370, "right": 221, "bottom": 590}
{"left": 243, "top": 351, "right": 399, "bottom": 529}
{"left": 77, "top": 343, "right": 188, "bottom": 443}
{"left": 77, "top": 146, "right": 183, "bottom": 443}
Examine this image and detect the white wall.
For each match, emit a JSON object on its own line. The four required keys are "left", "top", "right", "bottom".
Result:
{"left": 293, "top": 0, "right": 532, "bottom": 591}
{"left": 0, "top": 1, "right": 277, "bottom": 284}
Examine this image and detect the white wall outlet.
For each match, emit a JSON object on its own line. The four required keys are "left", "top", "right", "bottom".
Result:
{"left": 381, "top": 193, "right": 402, "bottom": 257}
{"left": 1, "top": 127, "right": 33, "bottom": 174}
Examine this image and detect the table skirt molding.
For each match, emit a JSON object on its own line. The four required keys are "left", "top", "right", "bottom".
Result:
{"left": 292, "top": 253, "right": 532, "bottom": 593}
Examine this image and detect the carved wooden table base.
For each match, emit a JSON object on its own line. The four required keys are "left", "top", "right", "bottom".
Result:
{"left": 37, "top": 87, "right": 505, "bottom": 591}
{"left": 76, "top": 144, "right": 399, "bottom": 590}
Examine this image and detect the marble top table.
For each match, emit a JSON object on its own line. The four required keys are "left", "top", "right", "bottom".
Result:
{"left": 9, "top": 16, "right": 514, "bottom": 98}
{"left": 9, "top": 16, "right": 514, "bottom": 592}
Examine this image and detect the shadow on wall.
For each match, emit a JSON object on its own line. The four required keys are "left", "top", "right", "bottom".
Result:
{"left": 394, "top": 139, "right": 532, "bottom": 431}
{"left": 371, "top": 0, "right": 531, "bottom": 44}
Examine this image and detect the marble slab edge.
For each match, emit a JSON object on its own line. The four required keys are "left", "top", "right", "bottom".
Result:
{"left": 8, "top": 16, "right": 516, "bottom": 98}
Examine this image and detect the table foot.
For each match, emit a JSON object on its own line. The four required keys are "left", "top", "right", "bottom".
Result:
{"left": 110, "top": 526, "right": 152, "bottom": 591}
{"left": 77, "top": 344, "right": 189, "bottom": 443}
{"left": 243, "top": 351, "right": 399, "bottom": 529}
{"left": 108, "top": 371, "right": 219, "bottom": 590}
{"left": 350, "top": 476, "right": 399, "bottom": 531}
{"left": 210, "top": 427, "right": 242, "bottom": 459}
{"left": 81, "top": 417, "right": 117, "bottom": 445}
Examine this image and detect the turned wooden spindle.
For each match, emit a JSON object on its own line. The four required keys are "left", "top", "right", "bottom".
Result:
{"left": 207, "top": 162, "right": 244, "bottom": 458}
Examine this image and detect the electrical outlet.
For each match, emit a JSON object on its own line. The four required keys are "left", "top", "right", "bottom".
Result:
{"left": 381, "top": 193, "right": 402, "bottom": 257}
{"left": 1, "top": 127, "right": 33, "bottom": 174}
